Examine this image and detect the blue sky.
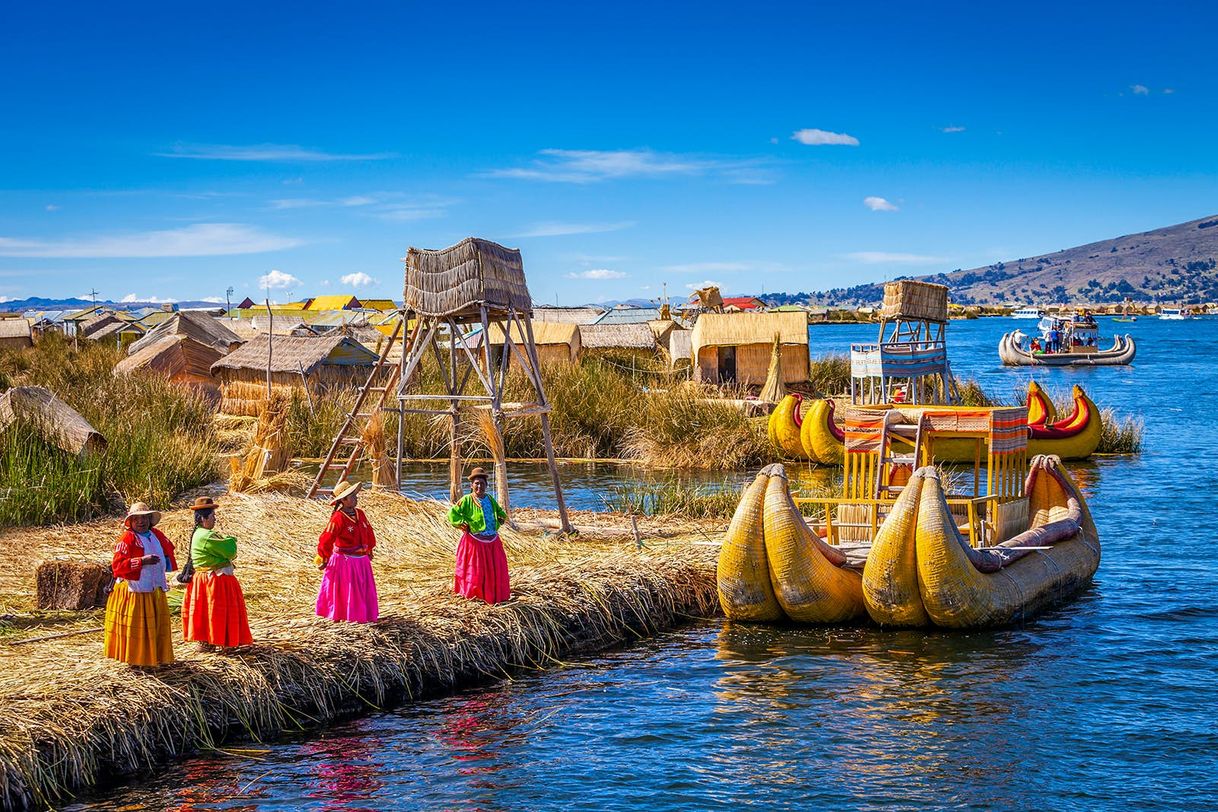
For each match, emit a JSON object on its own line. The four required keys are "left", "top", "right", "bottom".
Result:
{"left": 1, "top": 1, "right": 1215, "bottom": 306}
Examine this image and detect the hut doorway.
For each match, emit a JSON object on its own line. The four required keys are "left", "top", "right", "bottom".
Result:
{"left": 718, "top": 346, "right": 736, "bottom": 384}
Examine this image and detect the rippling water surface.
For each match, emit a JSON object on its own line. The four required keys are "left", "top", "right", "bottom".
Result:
{"left": 73, "top": 317, "right": 1218, "bottom": 810}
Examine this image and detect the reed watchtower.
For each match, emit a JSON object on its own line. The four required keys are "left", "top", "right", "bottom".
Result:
{"left": 849, "top": 280, "right": 955, "bottom": 405}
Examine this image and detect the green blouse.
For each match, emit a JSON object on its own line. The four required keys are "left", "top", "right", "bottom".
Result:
{"left": 448, "top": 493, "right": 506, "bottom": 536}
{"left": 191, "top": 527, "right": 238, "bottom": 571}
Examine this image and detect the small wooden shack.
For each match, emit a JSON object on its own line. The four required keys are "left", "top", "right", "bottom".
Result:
{"left": 690, "top": 312, "right": 809, "bottom": 385}
{"left": 577, "top": 322, "right": 658, "bottom": 364}
{"left": 210, "top": 334, "right": 379, "bottom": 416}
{"left": 0, "top": 317, "right": 33, "bottom": 350}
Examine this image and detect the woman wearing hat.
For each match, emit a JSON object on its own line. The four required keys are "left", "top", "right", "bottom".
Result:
{"left": 181, "top": 496, "right": 253, "bottom": 649}
{"left": 315, "top": 480, "right": 379, "bottom": 623}
{"left": 104, "top": 502, "right": 178, "bottom": 666}
{"left": 448, "top": 468, "right": 510, "bottom": 604}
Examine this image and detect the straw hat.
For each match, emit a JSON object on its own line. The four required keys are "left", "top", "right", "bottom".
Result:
{"left": 188, "top": 496, "right": 220, "bottom": 511}
{"left": 124, "top": 502, "right": 162, "bottom": 528}
{"left": 467, "top": 467, "right": 489, "bottom": 482}
{"left": 329, "top": 480, "right": 363, "bottom": 505}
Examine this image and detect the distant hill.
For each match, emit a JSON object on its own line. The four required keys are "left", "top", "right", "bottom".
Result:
{"left": 810, "top": 214, "right": 1218, "bottom": 306}
{"left": 0, "top": 297, "right": 227, "bottom": 313}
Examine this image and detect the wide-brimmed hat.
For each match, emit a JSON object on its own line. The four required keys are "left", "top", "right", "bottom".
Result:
{"left": 467, "top": 467, "right": 490, "bottom": 482}
{"left": 329, "top": 480, "right": 363, "bottom": 505}
{"left": 124, "top": 502, "right": 162, "bottom": 528}
{"left": 189, "top": 496, "right": 220, "bottom": 511}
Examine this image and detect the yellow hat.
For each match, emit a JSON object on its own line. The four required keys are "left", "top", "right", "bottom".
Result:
{"left": 329, "top": 480, "right": 363, "bottom": 505}
{"left": 123, "top": 501, "right": 162, "bottom": 528}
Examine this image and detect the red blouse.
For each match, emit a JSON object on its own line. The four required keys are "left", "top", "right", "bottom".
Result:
{"left": 111, "top": 528, "right": 178, "bottom": 580}
{"left": 317, "top": 508, "right": 377, "bottom": 560}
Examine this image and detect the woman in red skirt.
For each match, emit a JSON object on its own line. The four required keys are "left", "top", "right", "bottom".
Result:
{"left": 181, "top": 496, "right": 253, "bottom": 649}
{"left": 448, "top": 468, "right": 510, "bottom": 604}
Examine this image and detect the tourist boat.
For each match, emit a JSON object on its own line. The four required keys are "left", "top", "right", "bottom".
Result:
{"left": 1158, "top": 307, "right": 1190, "bottom": 320}
{"left": 721, "top": 405, "right": 1100, "bottom": 628}
{"left": 998, "top": 330, "right": 1136, "bottom": 366}
{"left": 767, "top": 382, "right": 1104, "bottom": 464}
{"left": 1012, "top": 306, "right": 1045, "bottom": 319}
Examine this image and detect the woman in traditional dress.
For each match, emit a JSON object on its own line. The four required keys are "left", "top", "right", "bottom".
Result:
{"left": 448, "top": 467, "right": 510, "bottom": 604}
{"left": 315, "top": 480, "right": 379, "bottom": 623}
{"left": 181, "top": 496, "right": 253, "bottom": 649}
{"left": 104, "top": 502, "right": 177, "bottom": 667}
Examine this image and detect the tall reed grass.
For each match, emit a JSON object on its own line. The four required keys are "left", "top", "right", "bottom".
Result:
{"left": 0, "top": 334, "right": 219, "bottom": 526}
{"left": 602, "top": 478, "right": 745, "bottom": 519}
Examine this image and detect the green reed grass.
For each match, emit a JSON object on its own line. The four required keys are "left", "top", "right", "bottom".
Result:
{"left": 808, "top": 354, "right": 851, "bottom": 396}
{"left": 0, "top": 334, "right": 219, "bottom": 526}
{"left": 601, "top": 478, "right": 745, "bottom": 519}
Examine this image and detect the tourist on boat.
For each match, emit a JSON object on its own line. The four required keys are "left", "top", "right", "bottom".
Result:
{"left": 182, "top": 497, "right": 252, "bottom": 649}
{"left": 1048, "top": 327, "right": 1061, "bottom": 353}
{"left": 315, "top": 480, "right": 379, "bottom": 623}
{"left": 1029, "top": 337, "right": 1042, "bottom": 353}
{"left": 104, "top": 502, "right": 177, "bottom": 667}
{"left": 449, "top": 467, "right": 511, "bottom": 604}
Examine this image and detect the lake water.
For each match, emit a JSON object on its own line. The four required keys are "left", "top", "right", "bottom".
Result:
{"left": 72, "top": 316, "right": 1218, "bottom": 810}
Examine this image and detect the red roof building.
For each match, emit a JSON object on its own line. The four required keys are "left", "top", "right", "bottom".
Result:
{"left": 721, "top": 296, "right": 767, "bottom": 312}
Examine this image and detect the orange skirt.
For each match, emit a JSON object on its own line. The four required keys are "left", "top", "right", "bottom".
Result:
{"left": 182, "top": 571, "right": 252, "bottom": 647}
{"left": 104, "top": 581, "right": 174, "bottom": 666}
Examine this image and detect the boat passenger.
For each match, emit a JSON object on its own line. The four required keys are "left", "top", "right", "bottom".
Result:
{"left": 182, "top": 497, "right": 252, "bottom": 649}
{"left": 449, "top": 467, "right": 511, "bottom": 604}
{"left": 104, "top": 502, "right": 177, "bottom": 667}
{"left": 1029, "top": 337, "right": 1042, "bottom": 353}
{"left": 315, "top": 480, "right": 379, "bottom": 623}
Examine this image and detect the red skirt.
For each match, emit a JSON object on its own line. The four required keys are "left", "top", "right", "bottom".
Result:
{"left": 183, "top": 570, "right": 253, "bottom": 647}
{"left": 454, "top": 532, "right": 511, "bottom": 604}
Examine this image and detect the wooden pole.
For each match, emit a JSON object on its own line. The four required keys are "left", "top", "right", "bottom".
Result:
{"left": 517, "top": 308, "right": 573, "bottom": 534}
{"left": 479, "top": 306, "right": 512, "bottom": 522}
{"left": 264, "top": 299, "right": 273, "bottom": 398}
{"left": 448, "top": 322, "right": 462, "bottom": 504}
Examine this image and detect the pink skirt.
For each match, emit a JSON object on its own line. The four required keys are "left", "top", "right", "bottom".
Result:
{"left": 316, "top": 553, "right": 379, "bottom": 623}
{"left": 454, "top": 532, "right": 511, "bottom": 604}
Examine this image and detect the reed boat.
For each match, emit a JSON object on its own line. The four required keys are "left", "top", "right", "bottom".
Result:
{"left": 999, "top": 331, "right": 1136, "bottom": 366}
{"left": 717, "top": 463, "right": 865, "bottom": 624}
{"left": 730, "top": 404, "right": 1101, "bottom": 628}
{"left": 768, "top": 382, "right": 1103, "bottom": 463}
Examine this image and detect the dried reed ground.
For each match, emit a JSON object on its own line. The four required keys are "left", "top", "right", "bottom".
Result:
{"left": 0, "top": 490, "right": 720, "bottom": 810}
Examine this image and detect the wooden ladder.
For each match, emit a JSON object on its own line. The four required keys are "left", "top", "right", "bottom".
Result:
{"left": 307, "top": 317, "right": 405, "bottom": 499}
{"left": 874, "top": 413, "right": 925, "bottom": 499}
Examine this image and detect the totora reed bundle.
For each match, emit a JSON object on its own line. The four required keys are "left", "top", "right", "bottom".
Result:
{"left": 0, "top": 491, "right": 719, "bottom": 809}
{"left": 228, "top": 394, "right": 291, "bottom": 493}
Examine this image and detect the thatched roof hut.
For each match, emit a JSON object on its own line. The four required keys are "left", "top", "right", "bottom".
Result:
{"left": 665, "top": 327, "right": 692, "bottom": 368}
{"left": 127, "top": 311, "right": 243, "bottom": 356}
{"left": 533, "top": 306, "right": 605, "bottom": 324}
{"left": 211, "top": 335, "right": 379, "bottom": 416}
{"left": 484, "top": 320, "right": 580, "bottom": 373}
{"left": 577, "top": 322, "right": 657, "bottom": 361}
{"left": 689, "top": 312, "right": 809, "bottom": 385}
{"left": 114, "top": 335, "right": 226, "bottom": 402}
{"left": 0, "top": 317, "right": 33, "bottom": 350}
{"left": 404, "top": 237, "right": 532, "bottom": 319}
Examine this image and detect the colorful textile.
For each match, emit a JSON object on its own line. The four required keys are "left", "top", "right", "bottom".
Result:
{"left": 448, "top": 494, "right": 506, "bottom": 536}
{"left": 104, "top": 580, "right": 174, "bottom": 666}
{"left": 316, "top": 552, "right": 379, "bottom": 623}
{"left": 183, "top": 571, "right": 252, "bottom": 647}
{"left": 111, "top": 527, "right": 177, "bottom": 582}
{"left": 990, "top": 407, "right": 1030, "bottom": 455}
{"left": 454, "top": 531, "right": 511, "bottom": 604}
{"left": 191, "top": 527, "right": 238, "bottom": 571}
{"left": 317, "top": 508, "right": 376, "bottom": 560}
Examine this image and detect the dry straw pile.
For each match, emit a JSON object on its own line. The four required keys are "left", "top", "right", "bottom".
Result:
{"left": 0, "top": 490, "right": 718, "bottom": 809}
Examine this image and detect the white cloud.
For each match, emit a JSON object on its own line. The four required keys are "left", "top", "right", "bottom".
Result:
{"left": 566, "top": 269, "right": 626, "bottom": 280}
{"left": 0, "top": 223, "right": 302, "bottom": 258}
{"left": 157, "top": 143, "right": 396, "bottom": 161}
{"left": 791, "top": 128, "right": 859, "bottom": 146}
{"left": 340, "top": 272, "right": 377, "bottom": 287}
{"left": 685, "top": 279, "right": 723, "bottom": 291}
{"left": 270, "top": 194, "right": 451, "bottom": 222}
{"left": 513, "top": 221, "right": 635, "bottom": 238}
{"left": 200, "top": 296, "right": 226, "bottom": 303}
{"left": 844, "top": 251, "right": 945, "bottom": 265}
{"left": 269, "top": 198, "right": 326, "bottom": 209}
{"left": 259, "top": 269, "right": 301, "bottom": 290}
{"left": 120, "top": 293, "right": 177, "bottom": 303}
{"left": 941, "top": 126, "right": 966, "bottom": 133}
{"left": 339, "top": 196, "right": 377, "bottom": 207}
{"left": 45, "top": 204, "right": 60, "bottom": 212}
{"left": 1163, "top": 88, "right": 1175, "bottom": 95}
{"left": 377, "top": 204, "right": 447, "bottom": 222}
{"left": 489, "top": 148, "right": 773, "bottom": 184}
{"left": 864, "top": 196, "right": 899, "bottom": 212}
{"left": 0, "top": 296, "right": 10, "bottom": 303}
{"left": 1130, "top": 84, "right": 1150, "bottom": 95}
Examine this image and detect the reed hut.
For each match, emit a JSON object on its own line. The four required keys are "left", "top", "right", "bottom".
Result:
{"left": 305, "top": 295, "right": 362, "bottom": 311}
{"left": 127, "top": 311, "right": 243, "bottom": 356}
{"left": 577, "top": 322, "right": 658, "bottom": 364}
{"left": 0, "top": 317, "right": 33, "bottom": 350}
{"left": 485, "top": 320, "right": 581, "bottom": 373}
{"left": 690, "top": 312, "right": 809, "bottom": 385}
{"left": 114, "top": 335, "right": 228, "bottom": 403}
{"left": 210, "top": 335, "right": 379, "bottom": 416}
{"left": 666, "top": 327, "right": 692, "bottom": 369}
{"left": 532, "top": 305, "right": 606, "bottom": 324}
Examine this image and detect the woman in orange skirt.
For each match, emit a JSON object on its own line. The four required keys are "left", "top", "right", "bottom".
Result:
{"left": 449, "top": 468, "right": 511, "bottom": 604}
{"left": 104, "top": 502, "right": 177, "bottom": 666}
{"left": 181, "top": 496, "right": 252, "bottom": 649}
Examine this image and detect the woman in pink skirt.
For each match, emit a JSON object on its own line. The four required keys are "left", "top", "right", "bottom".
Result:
{"left": 448, "top": 468, "right": 510, "bottom": 604}
{"left": 315, "top": 480, "right": 379, "bottom": 623}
